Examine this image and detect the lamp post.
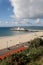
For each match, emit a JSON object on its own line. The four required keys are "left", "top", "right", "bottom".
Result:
{"left": 7, "top": 41, "right": 10, "bottom": 50}
{"left": 7, "top": 41, "right": 8, "bottom": 49}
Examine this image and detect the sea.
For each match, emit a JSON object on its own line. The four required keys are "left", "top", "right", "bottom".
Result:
{"left": 0, "top": 26, "right": 43, "bottom": 37}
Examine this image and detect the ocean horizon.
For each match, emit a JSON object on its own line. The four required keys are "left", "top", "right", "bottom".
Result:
{"left": 0, "top": 26, "right": 43, "bottom": 37}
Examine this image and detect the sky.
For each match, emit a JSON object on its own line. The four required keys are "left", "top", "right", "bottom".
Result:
{"left": 0, "top": 0, "right": 43, "bottom": 27}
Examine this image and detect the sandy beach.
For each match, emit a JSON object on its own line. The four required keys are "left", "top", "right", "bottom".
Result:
{"left": 0, "top": 31, "right": 43, "bottom": 50}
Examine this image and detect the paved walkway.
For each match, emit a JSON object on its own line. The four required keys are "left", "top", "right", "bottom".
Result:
{"left": 0, "top": 42, "right": 29, "bottom": 60}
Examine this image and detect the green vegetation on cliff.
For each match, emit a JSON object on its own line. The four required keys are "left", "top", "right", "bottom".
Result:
{"left": 0, "top": 38, "right": 43, "bottom": 65}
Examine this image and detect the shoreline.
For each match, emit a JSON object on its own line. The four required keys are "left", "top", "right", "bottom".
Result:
{"left": 0, "top": 31, "right": 43, "bottom": 50}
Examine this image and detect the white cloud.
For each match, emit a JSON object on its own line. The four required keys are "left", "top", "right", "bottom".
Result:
{"left": 14, "top": 19, "right": 31, "bottom": 26}
{"left": 10, "top": 19, "right": 30, "bottom": 26}
{"left": 5, "top": 21, "right": 9, "bottom": 24}
{"left": 10, "top": 0, "right": 43, "bottom": 19}
{"left": 35, "top": 19, "right": 41, "bottom": 24}
{"left": 0, "top": 21, "right": 2, "bottom": 24}
{"left": 10, "top": 15, "right": 16, "bottom": 19}
{"left": 19, "top": 19, "right": 30, "bottom": 24}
